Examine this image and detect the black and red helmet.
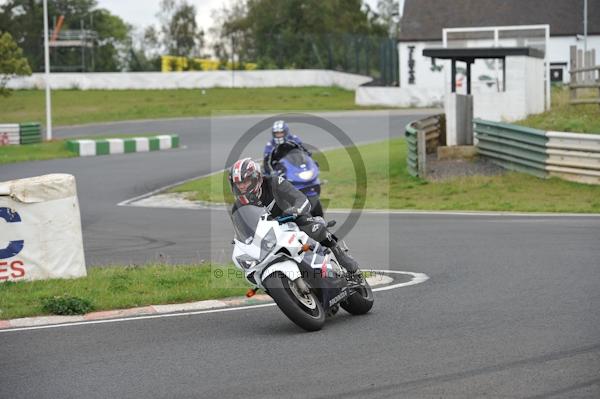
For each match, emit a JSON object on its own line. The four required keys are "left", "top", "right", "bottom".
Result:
{"left": 229, "top": 158, "right": 263, "bottom": 205}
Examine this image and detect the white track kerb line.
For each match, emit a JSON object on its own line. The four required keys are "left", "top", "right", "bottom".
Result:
{"left": 0, "top": 270, "right": 428, "bottom": 333}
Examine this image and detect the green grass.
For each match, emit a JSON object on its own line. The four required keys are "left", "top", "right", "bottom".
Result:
{"left": 0, "top": 264, "right": 249, "bottom": 320}
{"left": 0, "top": 87, "right": 385, "bottom": 127}
{"left": 517, "top": 86, "right": 600, "bottom": 134}
{"left": 172, "top": 138, "right": 600, "bottom": 213}
{"left": 0, "top": 133, "right": 170, "bottom": 164}
{"left": 0, "top": 140, "right": 76, "bottom": 164}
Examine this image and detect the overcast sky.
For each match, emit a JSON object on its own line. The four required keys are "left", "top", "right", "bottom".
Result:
{"left": 96, "top": 0, "right": 226, "bottom": 34}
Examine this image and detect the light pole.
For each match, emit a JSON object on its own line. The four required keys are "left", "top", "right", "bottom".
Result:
{"left": 584, "top": 0, "right": 588, "bottom": 54}
{"left": 43, "top": 0, "right": 53, "bottom": 141}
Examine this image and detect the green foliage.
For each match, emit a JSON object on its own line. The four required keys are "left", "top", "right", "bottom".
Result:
{"left": 41, "top": 294, "right": 94, "bottom": 315}
{"left": 0, "top": 0, "right": 130, "bottom": 72}
{"left": 0, "top": 87, "right": 382, "bottom": 128}
{"left": 158, "top": 0, "right": 205, "bottom": 57}
{"left": 212, "top": 0, "right": 389, "bottom": 71}
{"left": 0, "top": 139, "right": 75, "bottom": 164}
{"left": 90, "top": 8, "right": 131, "bottom": 71}
{"left": 517, "top": 86, "right": 600, "bottom": 134}
{"left": 0, "top": 264, "right": 248, "bottom": 319}
{"left": 0, "top": 32, "right": 32, "bottom": 96}
{"left": 174, "top": 138, "right": 600, "bottom": 213}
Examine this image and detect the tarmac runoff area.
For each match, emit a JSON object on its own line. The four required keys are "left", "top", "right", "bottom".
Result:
{"left": 0, "top": 270, "right": 428, "bottom": 332}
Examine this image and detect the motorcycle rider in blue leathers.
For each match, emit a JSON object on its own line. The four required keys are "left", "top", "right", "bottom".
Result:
{"left": 263, "top": 120, "right": 311, "bottom": 176}
{"left": 263, "top": 120, "right": 324, "bottom": 217}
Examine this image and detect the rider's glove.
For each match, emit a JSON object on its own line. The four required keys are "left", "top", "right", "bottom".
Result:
{"left": 282, "top": 207, "right": 299, "bottom": 218}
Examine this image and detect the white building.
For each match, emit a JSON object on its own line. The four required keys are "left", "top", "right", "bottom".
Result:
{"left": 398, "top": 0, "right": 599, "bottom": 96}
{"left": 357, "top": 0, "right": 600, "bottom": 115}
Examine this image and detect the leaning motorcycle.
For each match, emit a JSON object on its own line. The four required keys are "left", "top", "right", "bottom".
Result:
{"left": 231, "top": 205, "right": 374, "bottom": 331}
{"left": 267, "top": 142, "right": 323, "bottom": 217}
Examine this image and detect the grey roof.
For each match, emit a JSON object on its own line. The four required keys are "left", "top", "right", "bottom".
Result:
{"left": 423, "top": 47, "right": 546, "bottom": 60}
{"left": 399, "top": 0, "right": 600, "bottom": 41}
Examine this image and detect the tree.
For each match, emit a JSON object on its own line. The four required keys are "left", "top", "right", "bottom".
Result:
{"left": 211, "top": 0, "right": 388, "bottom": 69}
{"left": 90, "top": 8, "right": 131, "bottom": 71}
{"left": 376, "top": 0, "right": 400, "bottom": 38}
{"left": 0, "top": 31, "right": 32, "bottom": 96}
{"left": 0, "top": 0, "right": 131, "bottom": 72}
{"left": 125, "top": 26, "right": 162, "bottom": 72}
{"left": 157, "top": 0, "right": 205, "bottom": 57}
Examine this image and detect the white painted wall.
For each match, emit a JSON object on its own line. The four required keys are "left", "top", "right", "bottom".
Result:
{"left": 547, "top": 36, "right": 600, "bottom": 83}
{"left": 355, "top": 86, "right": 444, "bottom": 107}
{"left": 358, "top": 55, "right": 544, "bottom": 122}
{"left": 7, "top": 70, "right": 373, "bottom": 91}
{"left": 398, "top": 41, "right": 447, "bottom": 91}
{"left": 473, "top": 56, "right": 545, "bottom": 121}
{"left": 397, "top": 35, "right": 600, "bottom": 99}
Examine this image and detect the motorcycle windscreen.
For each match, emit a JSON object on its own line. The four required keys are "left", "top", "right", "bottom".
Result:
{"left": 280, "top": 148, "right": 308, "bottom": 167}
{"left": 231, "top": 205, "right": 267, "bottom": 243}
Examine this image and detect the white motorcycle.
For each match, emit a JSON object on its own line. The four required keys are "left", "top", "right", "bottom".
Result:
{"left": 231, "top": 205, "right": 373, "bottom": 331}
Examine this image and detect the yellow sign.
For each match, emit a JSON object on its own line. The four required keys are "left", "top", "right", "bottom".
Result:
{"left": 161, "top": 56, "right": 257, "bottom": 72}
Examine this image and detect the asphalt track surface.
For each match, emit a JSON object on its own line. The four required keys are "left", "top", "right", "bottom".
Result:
{"left": 1, "top": 111, "right": 599, "bottom": 398}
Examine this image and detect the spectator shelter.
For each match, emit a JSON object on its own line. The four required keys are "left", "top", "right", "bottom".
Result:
{"left": 423, "top": 47, "right": 545, "bottom": 145}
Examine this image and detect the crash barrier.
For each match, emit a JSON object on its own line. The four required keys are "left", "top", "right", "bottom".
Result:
{"left": 0, "top": 123, "right": 42, "bottom": 146}
{"left": 405, "top": 114, "right": 446, "bottom": 177}
{"left": 66, "top": 135, "right": 179, "bottom": 157}
{"left": 0, "top": 174, "right": 86, "bottom": 282}
{"left": 7, "top": 70, "right": 373, "bottom": 91}
{"left": 474, "top": 119, "right": 600, "bottom": 184}
{"left": 0, "top": 124, "right": 19, "bottom": 145}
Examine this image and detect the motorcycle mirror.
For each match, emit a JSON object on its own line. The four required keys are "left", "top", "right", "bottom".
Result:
{"left": 326, "top": 220, "right": 336, "bottom": 228}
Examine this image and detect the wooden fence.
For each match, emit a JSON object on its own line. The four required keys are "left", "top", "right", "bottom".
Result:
{"left": 569, "top": 45, "right": 600, "bottom": 105}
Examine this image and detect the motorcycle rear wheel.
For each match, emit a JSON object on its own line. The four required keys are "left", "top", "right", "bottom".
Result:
{"left": 263, "top": 273, "right": 325, "bottom": 331}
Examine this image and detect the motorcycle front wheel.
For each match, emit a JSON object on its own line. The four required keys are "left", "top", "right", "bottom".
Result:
{"left": 341, "top": 276, "right": 374, "bottom": 315}
{"left": 263, "top": 272, "right": 325, "bottom": 331}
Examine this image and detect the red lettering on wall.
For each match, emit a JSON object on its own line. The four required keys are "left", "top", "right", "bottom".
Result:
{"left": 0, "top": 261, "right": 7, "bottom": 280}
{"left": 0, "top": 260, "right": 26, "bottom": 280}
{"left": 10, "top": 260, "right": 25, "bottom": 279}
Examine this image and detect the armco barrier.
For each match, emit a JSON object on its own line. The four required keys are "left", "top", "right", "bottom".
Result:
{"left": 546, "top": 131, "right": 600, "bottom": 184}
{"left": 0, "top": 124, "right": 20, "bottom": 145}
{"left": 405, "top": 114, "right": 445, "bottom": 177}
{"left": 67, "top": 135, "right": 179, "bottom": 157}
{"left": 474, "top": 119, "right": 549, "bottom": 179}
{"left": 19, "top": 122, "right": 42, "bottom": 144}
{"left": 474, "top": 119, "right": 600, "bottom": 184}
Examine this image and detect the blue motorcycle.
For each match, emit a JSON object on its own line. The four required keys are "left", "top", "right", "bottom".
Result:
{"left": 266, "top": 142, "right": 324, "bottom": 217}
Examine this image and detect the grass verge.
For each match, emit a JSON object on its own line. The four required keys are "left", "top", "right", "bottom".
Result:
{"left": 0, "top": 133, "right": 169, "bottom": 164}
{"left": 517, "top": 86, "right": 600, "bottom": 134}
{"left": 171, "top": 138, "right": 600, "bottom": 213}
{"left": 0, "top": 264, "right": 249, "bottom": 320}
{"left": 0, "top": 87, "right": 386, "bottom": 127}
{"left": 0, "top": 140, "right": 76, "bottom": 164}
